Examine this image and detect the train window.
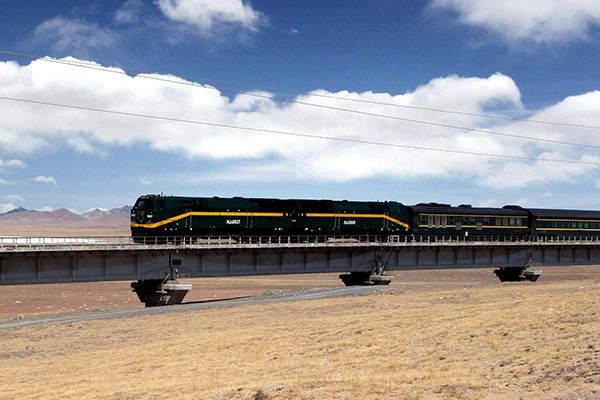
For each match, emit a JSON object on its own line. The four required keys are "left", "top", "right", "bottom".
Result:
{"left": 579, "top": 222, "right": 584, "bottom": 229}
{"left": 428, "top": 215, "right": 434, "bottom": 228}
{"left": 442, "top": 216, "right": 447, "bottom": 229}
{"left": 157, "top": 200, "right": 166, "bottom": 210}
{"left": 448, "top": 216, "right": 455, "bottom": 225}
{"left": 503, "top": 217, "right": 509, "bottom": 226}
{"left": 509, "top": 218, "right": 515, "bottom": 226}
{"left": 435, "top": 215, "right": 440, "bottom": 228}
{"left": 420, "top": 215, "right": 427, "bottom": 224}
{"left": 584, "top": 222, "right": 590, "bottom": 229}
{"left": 552, "top": 222, "right": 557, "bottom": 228}
{"left": 136, "top": 198, "right": 154, "bottom": 211}
{"left": 483, "top": 217, "right": 490, "bottom": 225}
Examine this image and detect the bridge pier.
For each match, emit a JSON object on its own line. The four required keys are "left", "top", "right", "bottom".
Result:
{"left": 131, "top": 257, "right": 193, "bottom": 307}
{"left": 494, "top": 266, "right": 542, "bottom": 282}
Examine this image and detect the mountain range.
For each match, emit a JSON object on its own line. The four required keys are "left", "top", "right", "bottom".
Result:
{"left": 0, "top": 206, "right": 132, "bottom": 237}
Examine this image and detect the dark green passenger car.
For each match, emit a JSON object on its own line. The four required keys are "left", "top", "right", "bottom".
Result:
{"left": 529, "top": 208, "right": 600, "bottom": 237}
{"left": 408, "top": 203, "right": 530, "bottom": 237}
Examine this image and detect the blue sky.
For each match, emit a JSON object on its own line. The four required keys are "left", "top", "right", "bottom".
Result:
{"left": 1, "top": 0, "right": 600, "bottom": 213}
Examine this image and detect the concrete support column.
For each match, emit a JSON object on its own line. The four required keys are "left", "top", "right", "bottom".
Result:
{"left": 558, "top": 248, "right": 562, "bottom": 263}
{"left": 303, "top": 252, "right": 308, "bottom": 271}
{"left": 135, "top": 254, "right": 140, "bottom": 279}
{"left": 70, "top": 256, "right": 77, "bottom": 279}
{"left": 587, "top": 248, "right": 591, "bottom": 262}
{"left": 36, "top": 256, "right": 42, "bottom": 282}
{"left": 453, "top": 249, "right": 458, "bottom": 266}
{"left": 103, "top": 254, "right": 109, "bottom": 279}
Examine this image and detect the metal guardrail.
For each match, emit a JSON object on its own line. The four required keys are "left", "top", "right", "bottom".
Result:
{"left": 2, "top": 234, "right": 600, "bottom": 253}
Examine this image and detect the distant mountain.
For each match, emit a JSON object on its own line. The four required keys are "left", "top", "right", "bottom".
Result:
{"left": 0, "top": 206, "right": 132, "bottom": 236}
{"left": 4, "top": 207, "right": 28, "bottom": 215}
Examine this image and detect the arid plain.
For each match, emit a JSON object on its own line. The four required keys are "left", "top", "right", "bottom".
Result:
{"left": 1, "top": 218, "right": 599, "bottom": 399}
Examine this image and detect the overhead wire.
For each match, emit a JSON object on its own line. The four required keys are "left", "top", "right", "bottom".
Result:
{"left": 1, "top": 49, "right": 598, "bottom": 131}
{"left": 1, "top": 94, "right": 600, "bottom": 166}
{"left": 0, "top": 50, "right": 600, "bottom": 149}
{"left": 1, "top": 50, "right": 600, "bottom": 152}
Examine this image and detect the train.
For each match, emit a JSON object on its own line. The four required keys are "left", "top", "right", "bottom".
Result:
{"left": 130, "top": 194, "right": 600, "bottom": 238}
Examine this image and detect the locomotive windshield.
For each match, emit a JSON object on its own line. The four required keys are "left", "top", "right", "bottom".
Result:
{"left": 134, "top": 197, "right": 155, "bottom": 211}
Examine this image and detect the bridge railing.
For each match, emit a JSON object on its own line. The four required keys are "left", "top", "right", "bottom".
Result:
{"left": 3, "top": 234, "right": 600, "bottom": 252}
{"left": 132, "top": 235, "right": 387, "bottom": 248}
{"left": 0, "top": 236, "right": 134, "bottom": 251}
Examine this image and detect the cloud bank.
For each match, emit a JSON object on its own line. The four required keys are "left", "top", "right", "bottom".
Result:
{"left": 431, "top": 0, "right": 600, "bottom": 43}
{"left": 0, "top": 57, "right": 599, "bottom": 189}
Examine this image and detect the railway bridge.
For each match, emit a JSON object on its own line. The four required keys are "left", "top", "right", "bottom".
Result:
{"left": 2, "top": 235, "right": 600, "bottom": 286}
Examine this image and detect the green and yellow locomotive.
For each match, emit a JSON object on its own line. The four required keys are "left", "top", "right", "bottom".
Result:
{"left": 131, "top": 195, "right": 411, "bottom": 237}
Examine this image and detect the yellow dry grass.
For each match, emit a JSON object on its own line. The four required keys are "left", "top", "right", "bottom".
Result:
{"left": 1, "top": 275, "right": 599, "bottom": 399}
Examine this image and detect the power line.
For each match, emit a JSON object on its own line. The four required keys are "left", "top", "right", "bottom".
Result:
{"left": 1, "top": 94, "right": 599, "bottom": 166}
{"left": 2, "top": 49, "right": 598, "bottom": 131}
{"left": 2, "top": 50, "right": 600, "bottom": 151}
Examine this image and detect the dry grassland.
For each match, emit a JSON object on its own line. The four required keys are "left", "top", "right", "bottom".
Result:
{"left": 1, "top": 269, "right": 599, "bottom": 399}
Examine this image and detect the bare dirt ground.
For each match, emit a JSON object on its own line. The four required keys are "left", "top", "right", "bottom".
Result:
{"left": 0, "top": 264, "right": 594, "bottom": 323}
{"left": 1, "top": 265, "right": 599, "bottom": 399}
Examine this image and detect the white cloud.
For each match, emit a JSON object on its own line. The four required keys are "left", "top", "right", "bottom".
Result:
{"left": 430, "top": 0, "right": 600, "bottom": 44}
{"left": 36, "top": 206, "right": 53, "bottom": 212}
{"left": 0, "top": 158, "right": 25, "bottom": 168}
{"left": 140, "top": 179, "right": 152, "bottom": 185}
{"left": 0, "top": 203, "right": 16, "bottom": 213}
{"left": 31, "top": 176, "right": 57, "bottom": 185}
{"left": 32, "top": 16, "right": 117, "bottom": 56}
{"left": 0, "top": 178, "right": 16, "bottom": 185}
{"left": 155, "top": 0, "right": 267, "bottom": 37}
{"left": 1, "top": 57, "right": 599, "bottom": 189}
{"left": 115, "top": 0, "right": 144, "bottom": 24}
{"left": 5, "top": 194, "right": 24, "bottom": 202}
